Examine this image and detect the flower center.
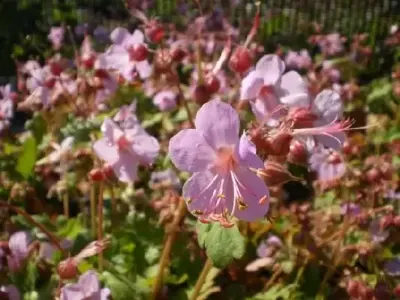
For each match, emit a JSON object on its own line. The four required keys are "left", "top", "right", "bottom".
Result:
{"left": 117, "top": 135, "right": 130, "bottom": 150}
{"left": 213, "top": 147, "right": 236, "bottom": 175}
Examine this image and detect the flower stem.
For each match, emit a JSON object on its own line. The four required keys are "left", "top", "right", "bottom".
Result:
{"left": 97, "top": 182, "right": 105, "bottom": 271}
{"left": 0, "top": 201, "right": 67, "bottom": 257}
{"left": 109, "top": 185, "right": 116, "bottom": 231}
{"left": 90, "top": 184, "right": 97, "bottom": 238}
{"left": 151, "top": 198, "right": 187, "bottom": 300}
{"left": 190, "top": 258, "right": 213, "bottom": 300}
{"left": 63, "top": 191, "right": 69, "bottom": 218}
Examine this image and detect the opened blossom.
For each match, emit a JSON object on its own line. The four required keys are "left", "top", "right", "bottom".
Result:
{"left": 240, "top": 54, "right": 309, "bottom": 125}
{"left": 285, "top": 50, "right": 312, "bottom": 70}
{"left": 60, "top": 271, "right": 110, "bottom": 300}
{"left": 168, "top": 100, "right": 269, "bottom": 225}
{"left": 4, "top": 231, "right": 31, "bottom": 272}
{"left": 99, "top": 27, "right": 152, "bottom": 81}
{"left": 93, "top": 118, "right": 159, "bottom": 182}
{"left": 153, "top": 90, "right": 177, "bottom": 111}
{"left": 0, "top": 84, "right": 14, "bottom": 132}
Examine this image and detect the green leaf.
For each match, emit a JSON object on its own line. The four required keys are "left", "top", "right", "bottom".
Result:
{"left": 196, "top": 222, "right": 246, "bottom": 268}
{"left": 247, "top": 284, "right": 302, "bottom": 300}
{"left": 16, "top": 136, "right": 37, "bottom": 179}
{"left": 142, "top": 113, "right": 163, "bottom": 128}
{"left": 102, "top": 271, "right": 137, "bottom": 300}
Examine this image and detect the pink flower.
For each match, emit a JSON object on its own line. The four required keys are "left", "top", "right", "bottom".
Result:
{"left": 318, "top": 33, "right": 344, "bottom": 57}
{"left": 153, "top": 90, "right": 177, "bottom": 111}
{"left": 113, "top": 101, "right": 138, "bottom": 129}
{"left": 93, "top": 118, "right": 159, "bottom": 182}
{"left": 60, "top": 271, "right": 110, "bottom": 300}
{"left": 285, "top": 50, "right": 312, "bottom": 70}
{"left": 0, "top": 285, "right": 20, "bottom": 300}
{"left": 48, "top": 27, "right": 65, "bottom": 50}
{"left": 290, "top": 89, "right": 347, "bottom": 150}
{"left": 0, "top": 84, "right": 14, "bottom": 131}
{"left": 309, "top": 147, "right": 345, "bottom": 187}
{"left": 6, "top": 231, "right": 31, "bottom": 272}
{"left": 168, "top": 100, "right": 269, "bottom": 225}
{"left": 240, "top": 55, "right": 309, "bottom": 125}
{"left": 98, "top": 27, "right": 152, "bottom": 81}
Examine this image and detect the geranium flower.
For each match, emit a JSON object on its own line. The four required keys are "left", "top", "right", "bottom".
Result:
{"left": 93, "top": 118, "right": 159, "bottom": 182}
{"left": 246, "top": 235, "right": 283, "bottom": 272}
{"left": 168, "top": 99, "right": 269, "bottom": 225}
{"left": 48, "top": 26, "right": 65, "bottom": 50}
{"left": 99, "top": 27, "right": 152, "bottom": 81}
{"left": 285, "top": 50, "right": 312, "bottom": 70}
{"left": 0, "top": 285, "right": 20, "bottom": 300}
{"left": 240, "top": 54, "right": 309, "bottom": 125}
{"left": 309, "top": 147, "right": 346, "bottom": 188}
{"left": 6, "top": 231, "right": 31, "bottom": 272}
{"left": 318, "top": 33, "right": 344, "bottom": 56}
{"left": 36, "top": 136, "right": 74, "bottom": 166}
{"left": 153, "top": 90, "right": 177, "bottom": 111}
{"left": 60, "top": 271, "right": 110, "bottom": 300}
{"left": 0, "top": 84, "right": 14, "bottom": 132}
{"left": 290, "top": 89, "right": 348, "bottom": 150}
{"left": 113, "top": 101, "right": 138, "bottom": 129}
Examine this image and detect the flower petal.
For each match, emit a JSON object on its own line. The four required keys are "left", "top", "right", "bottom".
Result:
{"left": 195, "top": 99, "right": 240, "bottom": 150}
{"left": 60, "top": 284, "right": 85, "bottom": 300}
{"left": 183, "top": 171, "right": 230, "bottom": 215}
{"left": 312, "top": 89, "right": 343, "bottom": 123}
{"left": 237, "top": 132, "right": 264, "bottom": 169}
{"left": 9, "top": 231, "right": 31, "bottom": 259}
{"left": 110, "top": 27, "right": 130, "bottom": 45}
{"left": 78, "top": 271, "right": 100, "bottom": 296}
{"left": 240, "top": 71, "right": 264, "bottom": 100}
{"left": 245, "top": 257, "right": 275, "bottom": 272}
{"left": 255, "top": 55, "right": 285, "bottom": 85}
{"left": 127, "top": 127, "right": 160, "bottom": 165}
{"left": 169, "top": 129, "right": 215, "bottom": 173}
{"left": 122, "top": 30, "right": 145, "bottom": 47}
{"left": 100, "top": 118, "right": 124, "bottom": 144}
{"left": 279, "top": 71, "right": 308, "bottom": 96}
{"left": 93, "top": 139, "right": 119, "bottom": 165}
{"left": 232, "top": 167, "right": 269, "bottom": 221}
{"left": 135, "top": 60, "right": 152, "bottom": 79}
{"left": 112, "top": 152, "right": 139, "bottom": 183}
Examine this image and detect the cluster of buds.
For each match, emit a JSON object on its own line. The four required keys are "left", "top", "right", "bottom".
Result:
{"left": 88, "top": 164, "right": 114, "bottom": 182}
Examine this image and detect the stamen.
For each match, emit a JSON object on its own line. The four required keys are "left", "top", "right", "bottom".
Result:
{"left": 236, "top": 197, "right": 248, "bottom": 210}
{"left": 192, "top": 210, "right": 203, "bottom": 215}
{"left": 259, "top": 195, "right": 268, "bottom": 205}
{"left": 186, "top": 198, "right": 193, "bottom": 204}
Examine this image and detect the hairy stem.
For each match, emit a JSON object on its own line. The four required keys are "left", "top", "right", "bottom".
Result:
{"left": 97, "top": 182, "right": 105, "bottom": 271}
{"left": 0, "top": 201, "right": 67, "bottom": 257}
{"left": 151, "top": 198, "right": 187, "bottom": 300}
{"left": 190, "top": 258, "right": 213, "bottom": 300}
{"left": 63, "top": 191, "right": 69, "bottom": 218}
{"left": 90, "top": 184, "right": 97, "bottom": 238}
{"left": 110, "top": 185, "right": 117, "bottom": 231}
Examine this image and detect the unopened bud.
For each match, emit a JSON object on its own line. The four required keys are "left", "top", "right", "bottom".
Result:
{"left": 145, "top": 21, "right": 164, "bottom": 43}
{"left": 193, "top": 85, "right": 211, "bottom": 106}
{"left": 260, "top": 161, "right": 294, "bottom": 186}
{"left": 393, "top": 284, "right": 400, "bottom": 297}
{"left": 347, "top": 280, "right": 361, "bottom": 298}
{"left": 288, "top": 140, "right": 308, "bottom": 164}
{"left": 393, "top": 215, "right": 400, "bottom": 227}
{"left": 287, "top": 107, "right": 317, "bottom": 128}
{"left": 89, "top": 168, "right": 106, "bottom": 182}
{"left": 229, "top": 46, "right": 253, "bottom": 73}
{"left": 267, "top": 133, "right": 293, "bottom": 156}
{"left": 380, "top": 215, "right": 394, "bottom": 230}
{"left": 102, "top": 164, "right": 114, "bottom": 179}
{"left": 154, "top": 49, "right": 173, "bottom": 73}
{"left": 57, "top": 258, "right": 78, "bottom": 280}
{"left": 171, "top": 47, "right": 186, "bottom": 62}
{"left": 50, "top": 62, "right": 63, "bottom": 76}
{"left": 365, "top": 168, "right": 380, "bottom": 184}
{"left": 204, "top": 75, "right": 220, "bottom": 94}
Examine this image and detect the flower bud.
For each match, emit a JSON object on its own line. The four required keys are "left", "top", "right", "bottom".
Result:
{"left": 129, "top": 44, "right": 148, "bottom": 61}
{"left": 204, "top": 75, "right": 220, "bottom": 94}
{"left": 145, "top": 21, "right": 164, "bottom": 43}
{"left": 288, "top": 140, "right": 308, "bottom": 164}
{"left": 50, "top": 62, "right": 63, "bottom": 76}
{"left": 287, "top": 107, "right": 317, "bottom": 128}
{"left": 260, "top": 161, "right": 294, "bottom": 186}
{"left": 154, "top": 49, "right": 173, "bottom": 73}
{"left": 193, "top": 85, "right": 211, "bottom": 106}
{"left": 393, "top": 215, "right": 400, "bottom": 227}
{"left": 393, "top": 284, "right": 400, "bottom": 297}
{"left": 346, "top": 280, "right": 361, "bottom": 298}
{"left": 380, "top": 214, "right": 394, "bottom": 230}
{"left": 171, "top": 47, "right": 186, "bottom": 62}
{"left": 102, "top": 164, "right": 114, "bottom": 179}
{"left": 57, "top": 258, "right": 78, "bottom": 280}
{"left": 88, "top": 168, "right": 106, "bottom": 182}
{"left": 365, "top": 168, "right": 380, "bottom": 183}
{"left": 45, "top": 78, "right": 56, "bottom": 89}
{"left": 267, "top": 133, "right": 293, "bottom": 156}
{"left": 229, "top": 46, "right": 253, "bottom": 73}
